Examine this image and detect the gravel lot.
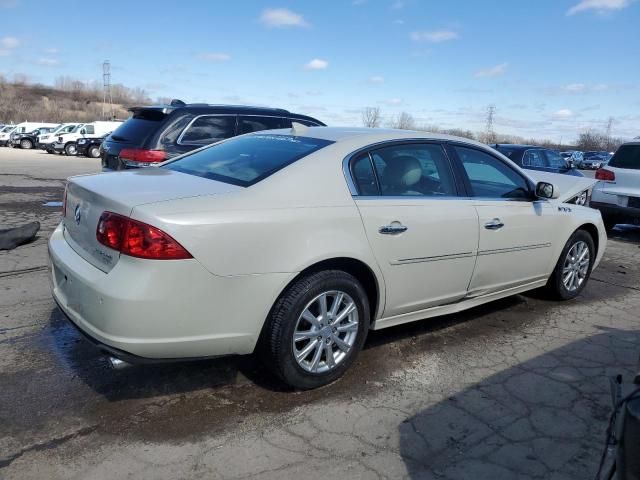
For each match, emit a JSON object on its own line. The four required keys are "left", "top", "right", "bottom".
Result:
{"left": 1, "top": 147, "right": 639, "bottom": 479}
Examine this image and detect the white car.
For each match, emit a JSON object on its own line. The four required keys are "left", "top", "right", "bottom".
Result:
{"left": 37, "top": 123, "right": 81, "bottom": 150}
{"left": 49, "top": 127, "right": 606, "bottom": 389}
{"left": 52, "top": 121, "right": 122, "bottom": 155}
{"left": 591, "top": 142, "right": 640, "bottom": 230}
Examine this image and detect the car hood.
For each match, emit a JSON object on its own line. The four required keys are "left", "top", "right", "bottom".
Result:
{"left": 525, "top": 170, "right": 597, "bottom": 202}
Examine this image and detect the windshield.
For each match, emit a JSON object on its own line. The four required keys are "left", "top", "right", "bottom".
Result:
{"left": 608, "top": 145, "right": 640, "bottom": 170}
{"left": 70, "top": 124, "right": 84, "bottom": 133}
{"left": 1, "top": 126, "right": 14, "bottom": 133}
{"left": 165, "top": 134, "right": 334, "bottom": 187}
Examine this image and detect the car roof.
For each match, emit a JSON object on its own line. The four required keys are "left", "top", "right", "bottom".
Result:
{"left": 492, "top": 144, "right": 541, "bottom": 150}
{"left": 259, "top": 126, "right": 493, "bottom": 148}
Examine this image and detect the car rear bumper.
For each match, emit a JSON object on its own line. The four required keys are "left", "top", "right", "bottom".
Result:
{"left": 590, "top": 201, "right": 640, "bottom": 223}
{"left": 48, "top": 223, "right": 291, "bottom": 360}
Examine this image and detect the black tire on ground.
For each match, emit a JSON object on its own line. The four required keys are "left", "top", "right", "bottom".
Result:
{"left": 261, "top": 270, "right": 370, "bottom": 390}
{"left": 20, "top": 139, "right": 33, "bottom": 149}
{"left": 545, "top": 229, "right": 595, "bottom": 300}
{"left": 64, "top": 143, "right": 77, "bottom": 156}
{"left": 88, "top": 146, "right": 100, "bottom": 158}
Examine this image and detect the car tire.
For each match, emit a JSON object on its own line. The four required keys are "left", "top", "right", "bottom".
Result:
{"left": 88, "top": 146, "right": 100, "bottom": 158}
{"left": 64, "top": 143, "right": 77, "bottom": 156}
{"left": 20, "top": 139, "right": 33, "bottom": 149}
{"left": 262, "top": 270, "right": 370, "bottom": 390}
{"left": 545, "top": 229, "right": 595, "bottom": 300}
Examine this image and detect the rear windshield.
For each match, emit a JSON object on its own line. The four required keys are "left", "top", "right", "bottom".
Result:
{"left": 165, "top": 134, "right": 334, "bottom": 186}
{"left": 109, "top": 109, "right": 167, "bottom": 143}
{"left": 608, "top": 145, "right": 640, "bottom": 170}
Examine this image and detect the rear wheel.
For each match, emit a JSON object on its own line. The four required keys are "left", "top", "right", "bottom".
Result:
{"left": 88, "top": 146, "right": 100, "bottom": 158}
{"left": 262, "top": 270, "right": 369, "bottom": 390}
{"left": 20, "top": 139, "right": 33, "bottom": 149}
{"left": 64, "top": 143, "right": 77, "bottom": 156}
{"left": 545, "top": 230, "right": 595, "bottom": 300}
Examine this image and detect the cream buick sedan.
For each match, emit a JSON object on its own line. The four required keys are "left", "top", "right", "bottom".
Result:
{"left": 49, "top": 126, "right": 606, "bottom": 389}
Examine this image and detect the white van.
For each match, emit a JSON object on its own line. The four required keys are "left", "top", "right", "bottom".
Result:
{"left": 0, "top": 125, "right": 17, "bottom": 146}
{"left": 38, "top": 123, "right": 82, "bottom": 150}
{"left": 52, "top": 121, "right": 122, "bottom": 155}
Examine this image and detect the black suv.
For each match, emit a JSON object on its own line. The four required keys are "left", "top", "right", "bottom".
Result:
{"left": 101, "top": 100, "right": 325, "bottom": 170}
{"left": 76, "top": 134, "right": 108, "bottom": 158}
{"left": 11, "top": 127, "right": 56, "bottom": 149}
{"left": 490, "top": 144, "right": 584, "bottom": 177}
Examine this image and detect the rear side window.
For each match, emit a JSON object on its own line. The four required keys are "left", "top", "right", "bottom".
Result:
{"left": 351, "top": 153, "right": 379, "bottom": 195}
{"left": 110, "top": 109, "right": 168, "bottom": 143}
{"left": 239, "top": 116, "right": 291, "bottom": 135}
{"left": 165, "top": 134, "right": 334, "bottom": 186}
{"left": 609, "top": 145, "right": 640, "bottom": 170}
{"left": 179, "top": 115, "right": 236, "bottom": 145}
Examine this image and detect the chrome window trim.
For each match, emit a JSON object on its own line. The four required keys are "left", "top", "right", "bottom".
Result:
{"left": 239, "top": 114, "right": 322, "bottom": 126}
{"left": 177, "top": 114, "right": 238, "bottom": 146}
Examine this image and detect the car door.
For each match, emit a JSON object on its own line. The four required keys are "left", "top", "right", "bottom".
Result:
{"left": 448, "top": 144, "right": 561, "bottom": 296}
{"left": 350, "top": 142, "right": 479, "bottom": 319}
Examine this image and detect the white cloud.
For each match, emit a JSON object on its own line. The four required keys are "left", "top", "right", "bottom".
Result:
{"left": 474, "top": 62, "right": 508, "bottom": 78}
{"left": 410, "top": 30, "right": 459, "bottom": 43}
{"left": 260, "top": 8, "right": 309, "bottom": 28}
{"left": 567, "top": 0, "right": 633, "bottom": 15}
{"left": 36, "top": 57, "right": 60, "bottom": 67}
{"left": 561, "top": 83, "right": 609, "bottom": 93}
{"left": 368, "top": 75, "right": 385, "bottom": 84}
{"left": 304, "top": 58, "right": 328, "bottom": 70}
{"left": 552, "top": 109, "right": 574, "bottom": 119}
{"left": 198, "top": 52, "right": 231, "bottom": 62}
{"left": 0, "top": 36, "right": 19, "bottom": 56}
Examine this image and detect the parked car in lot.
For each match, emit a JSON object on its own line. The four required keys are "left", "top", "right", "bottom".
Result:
{"left": 490, "top": 144, "right": 588, "bottom": 205}
{"left": 52, "top": 121, "right": 122, "bottom": 155}
{"left": 101, "top": 100, "right": 325, "bottom": 170}
{"left": 50, "top": 127, "right": 605, "bottom": 389}
{"left": 76, "top": 134, "right": 108, "bottom": 158}
{"left": 561, "top": 150, "right": 584, "bottom": 168}
{"left": 37, "top": 123, "right": 81, "bottom": 150}
{"left": 0, "top": 124, "right": 17, "bottom": 146}
{"left": 10, "top": 126, "right": 57, "bottom": 149}
{"left": 581, "top": 151, "right": 609, "bottom": 170}
{"left": 6, "top": 122, "right": 58, "bottom": 147}
{"left": 591, "top": 142, "right": 640, "bottom": 230}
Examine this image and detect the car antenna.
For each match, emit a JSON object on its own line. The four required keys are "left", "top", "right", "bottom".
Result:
{"left": 291, "top": 122, "right": 308, "bottom": 136}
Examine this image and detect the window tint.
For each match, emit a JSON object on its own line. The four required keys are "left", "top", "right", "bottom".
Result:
{"left": 84, "top": 125, "right": 95, "bottom": 135}
{"left": 523, "top": 149, "right": 545, "bottom": 168}
{"left": 454, "top": 146, "right": 530, "bottom": 199}
{"left": 543, "top": 150, "right": 567, "bottom": 169}
{"left": 239, "top": 116, "right": 291, "bottom": 135}
{"left": 368, "top": 143, "right": 456, "bottom": 197}
{"left": 292, "top": 118, "right": 321, "bottom": 127}
{"left": 180, "top": 115, "right": 236, "bottom": 145}
{"left": 165, "top": 134, "right": 333, "bottom": 186}
{"left": 609, "top": 145, "right": 640, "bottom": 170}
{"left": 351, "top": 153, "right": 378, "bottom": 195}
{"left": 159, "top": 115, "right": 193, "bottom": 147}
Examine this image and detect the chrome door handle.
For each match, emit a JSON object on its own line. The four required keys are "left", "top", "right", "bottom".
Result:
{"left": 484, "top": 218, "right": 504, "bottom": 230}
{"left": 379, "top": 224, "right": 408, "bottom": 235}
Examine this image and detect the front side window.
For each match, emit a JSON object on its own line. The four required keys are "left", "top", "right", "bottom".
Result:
{"left": 84, "top": 125, "right": 95, "bottom": 135}
{"left": 368, "top": 143, "right": 456, "bottom": 197}
{"left": 165, "top": 134, "right": 333, "bottom": 186}
{"left": 180, "top": 115, "right": 236, "bottom": 145}
{"left": 239, "top": 116, "right": 291, "bottom": 135}
{"left": 454, "top": 146, "right": 530, "bottom": 200}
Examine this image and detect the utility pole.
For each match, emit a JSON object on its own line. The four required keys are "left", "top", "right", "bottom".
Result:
{"left": 485, "top": 105, "right": 496, "bottom": 144}
{"left": 605, "top": 116, "right": 614, "bottom": 150}
{"left": 102, "top": 60, "right": 113, "bottom": 120}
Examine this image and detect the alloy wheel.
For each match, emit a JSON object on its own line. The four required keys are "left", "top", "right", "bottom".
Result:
{"left": 292, "top": 290, "right": 359, "bottom": 374}
{"left": 562, "top": 240, "right": 590, "bottom": 292}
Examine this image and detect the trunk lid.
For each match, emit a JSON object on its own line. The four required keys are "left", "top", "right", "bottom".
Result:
{"left": 63, "top": 168, "right": 241, "bottom": 272}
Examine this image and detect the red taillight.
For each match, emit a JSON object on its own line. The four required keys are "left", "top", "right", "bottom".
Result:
{"left": 96, "top": 211, "right": 192, "bottom": 260}
{"left": 595, "top": 168, "right": 615, "bottom": 181}
{"left": 119, "top": 148, "right": 167, "bottom": 165}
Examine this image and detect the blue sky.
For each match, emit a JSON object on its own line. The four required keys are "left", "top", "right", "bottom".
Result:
{"left": 1, "top": 0, "right": 639, "bottom": 142}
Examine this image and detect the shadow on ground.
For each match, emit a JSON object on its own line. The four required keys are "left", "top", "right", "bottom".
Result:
{"left": 398, "top": 328, "right": 640, "bottom": 479}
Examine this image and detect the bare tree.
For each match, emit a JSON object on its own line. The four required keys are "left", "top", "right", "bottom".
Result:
{"left": 361, "top": 106, "right": 381, "bottom": 128}
{"left": 389, "top": 111, "right": 415, "bottom": 130}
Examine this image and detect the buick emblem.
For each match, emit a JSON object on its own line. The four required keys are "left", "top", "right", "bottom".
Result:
{"left": 74, "top": 204, "right": 81, "bottom": 225}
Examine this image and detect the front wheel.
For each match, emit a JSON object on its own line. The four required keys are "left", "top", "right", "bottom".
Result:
{"left": 20, "top": 139, "right": 33, "bottom": 149}
{"left": 262, "top": 270, "right": 369, "bottom": 390}
{"left": 64, "top": 143, "right": 77, "bottom": 156}
{"left": 88, "top": 146, "right": 100, "bottom": 158}
{"left": 545, "top": 230, "right": 595, "bottom": 300}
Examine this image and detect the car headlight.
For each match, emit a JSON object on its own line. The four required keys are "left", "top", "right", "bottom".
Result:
{"left": 569, "top": 190, "right": 589, "bottom": 206}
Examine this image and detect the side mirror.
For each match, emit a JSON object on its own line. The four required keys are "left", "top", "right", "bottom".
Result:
{"left": 536, "top": 181, "right": 558, "bottom": 199}
{"left": 80, "top": 128, "right": 86, "bottom": 134}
